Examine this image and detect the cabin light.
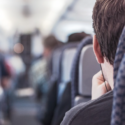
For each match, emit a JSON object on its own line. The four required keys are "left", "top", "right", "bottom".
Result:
{"left": 14, "top": 43, "right": 24, "bottom": 54}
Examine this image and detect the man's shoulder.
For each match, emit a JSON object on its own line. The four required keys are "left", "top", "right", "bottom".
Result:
{"left": 61, "top": 91, "right": 113, "bottom": 125}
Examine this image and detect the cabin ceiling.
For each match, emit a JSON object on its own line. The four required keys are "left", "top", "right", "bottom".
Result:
{"left": 0, "top": 0, "right": 73, "bottom": 36}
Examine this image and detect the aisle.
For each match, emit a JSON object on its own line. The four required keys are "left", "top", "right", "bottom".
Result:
{"left": 11, "top": 98, "right": 40, "bottom": 125}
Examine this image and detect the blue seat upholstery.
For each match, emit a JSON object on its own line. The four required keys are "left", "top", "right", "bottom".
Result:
{"left": 57, "top": 42, "right": 79, "bottom": 103}
{"left": 111, "top": 27, "right": 125, "bottom": 125}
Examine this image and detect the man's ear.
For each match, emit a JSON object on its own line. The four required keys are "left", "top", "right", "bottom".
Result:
{"left": 93, "top": 35, "right": 104, "bottom": 64}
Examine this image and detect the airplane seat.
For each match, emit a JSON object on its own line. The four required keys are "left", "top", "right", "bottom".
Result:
{"left": 50, "top": 42, "right": 79, "bottom": 125}
{"left": 57, "top": 47, "right": 77, "bottom": 103}
{"left": 71, "top": 36, "right": 100, "bottom": 106}
{"left": 51, "top": 47, "right": 63, "bottom": 80}
{"left": 58, "top": 43, "right": 79, "bottom": 82}
{"left": 36, "top": 46, "right": 64, "bottom": 121}
{"left": 111, "top": 27, "right": 125, "bottom": 125}
{"left": 37, "top": 43, "right": 79, "bottom": 125}
{"left": 75, "top": 45, "right": 100, "bottom": 105}
{"left": 56, "top": 42, "right": 79, "bottom": 103}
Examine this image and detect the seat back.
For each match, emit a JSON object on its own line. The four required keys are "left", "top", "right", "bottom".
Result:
{"left": 74, "top": 45, "right": 100, "bottom": 105}
{"left": 79, "top": 45, "right": 100, "bottom": 96}
{"left": 71, "top": 36, "right": 93, "bottom": 106}
{"left": 61, "top": 48, "right": 77, "bottom": 83}
{"left": 57, "top": 43, "right": 79, "bottom": 103}
{"left": 111, "top": 27, "right": 125, "bottom": 125}
{"left": 52, "top": 48, "right": 63, "bottom": 79}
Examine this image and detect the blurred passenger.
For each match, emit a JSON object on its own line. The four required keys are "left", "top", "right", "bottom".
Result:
{"left": 61, "top": 0, "right": 125, "bottom": 125}
{"left": 67, "top": 32, "right": 90, "bottom": 43}
{"left": 0, "top": 54, "right": 12, "bottom": 120}
{"left": 30, "top": 35, "right": 61, "bottom": 101}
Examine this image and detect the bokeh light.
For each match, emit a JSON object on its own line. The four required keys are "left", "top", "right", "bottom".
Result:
{"left": 14, "top": 43, "right": 24, "bottom": 54}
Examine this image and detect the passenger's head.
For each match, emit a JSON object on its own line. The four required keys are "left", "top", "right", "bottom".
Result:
{"left": 67, "top": 32, "right": 90, "bottom": 43}
{"left": 43, "top": 35, "right": 61, "bottom": 57}
{"left": 92, "top": 0, "right": 125, "bottom": 89}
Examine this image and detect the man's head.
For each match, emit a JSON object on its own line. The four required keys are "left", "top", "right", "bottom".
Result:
{"left": 43, "top": 35, "right": 61, "bottom": 57}
{"left": 92, "top": 0, "right": 125, "bottom": 89}
{"left": 67, "top": 32, "right": 90, "bottom": 43}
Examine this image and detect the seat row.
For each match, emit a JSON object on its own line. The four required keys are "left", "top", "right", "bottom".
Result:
{"left": 37, "top": 36, "right": 100, "bottom": 125}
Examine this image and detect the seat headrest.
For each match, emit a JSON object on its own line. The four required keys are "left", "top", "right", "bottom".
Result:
{"left": 61, "top": 48, "right": 77, "bottom": 83}
{"left": 71, "top": 36, "right": 93, "bottom": 106}
{"left": 58, "top": 42, "right": 79, "bottom": 83}
{"left": 79, "top": 45, "right": 100, "bottom": 96}
{"left": 111, "top": 27, "right": 125, "bottom": 125}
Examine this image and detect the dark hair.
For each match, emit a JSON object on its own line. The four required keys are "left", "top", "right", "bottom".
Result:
{"left": 92, "top": 0, "right": 125, "bottom": 65}
{"left": 67, "top": 32, "right": 90, "bottom": 43}
{"left": 43, "top": 35, "right": 61, "bottom": 50}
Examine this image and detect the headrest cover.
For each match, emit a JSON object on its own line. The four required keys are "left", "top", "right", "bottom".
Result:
{"left": 71, "top": 36, "right": 92, "bottom": 106}
{"left": 111, "top": 27, "right": 125, "bottom": 125}
{"left": 58, "top": 42, "right": 79, "bottom": 83}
